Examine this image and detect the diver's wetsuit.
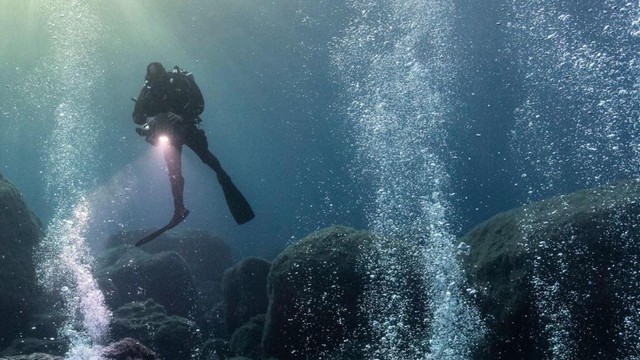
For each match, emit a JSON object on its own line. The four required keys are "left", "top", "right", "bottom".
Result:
{"left": 132, "top": 66, "right": 228, "bottom": 225}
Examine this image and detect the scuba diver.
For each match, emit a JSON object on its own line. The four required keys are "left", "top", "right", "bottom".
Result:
{"left": 133, "top": 62, "right": 255, "bottom": 246}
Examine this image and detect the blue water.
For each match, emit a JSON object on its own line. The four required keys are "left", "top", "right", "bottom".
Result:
{"left": 1, "top": 0, "right": 639, "bottom": 358}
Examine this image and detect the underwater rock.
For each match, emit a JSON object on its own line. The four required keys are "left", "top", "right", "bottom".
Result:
{"left": 229, "top": 314, "right": 265, "bottom": 358}
{"left": 96, "top": 245, "right": 197, "bottom": 318}
{"left": 106, "top": 229, "right": 232, "bottom": 284}
{"left": 101, "top": 337, "right": 159, "bottom": 360}
{"left": 463, "top": 179, "right": 640, "bottom": 359}
{"left": 200, "top": 338, "right": 230, "bottom": 360}
{"left": 0, "top": 174, "right": 43, "bottom": 347}
{"left": 262, "top": 226, "right": 380, "bottom": 360}
{"left": 22, "top": 313, "right": 65, "bottom": 343}
{"left": 0, "top": 338, "right": 65, "bottom": 358}
{"left": 222, "top": 257, "right": 270, "bottom": 335}
{"left": 104, "top": 230, "right": 232, "bottom": 327}
{"left": 0, "top": 354, "right": 63, "bottom": 360}
{"left": 199, "top": 302, "right": 227, "bottom": 341}
{"left": 109, "top": 300, "right": 200, "bottom": 360}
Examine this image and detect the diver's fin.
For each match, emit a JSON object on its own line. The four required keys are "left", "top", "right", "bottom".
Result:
{"left": 218, "top": 172, "right": 255, "bottom": 225}
{"left": 135, "top": 224, "right": 172, "bottom": 247}
{"left": 135, "top": 210, "right": 190, "bottom": 247}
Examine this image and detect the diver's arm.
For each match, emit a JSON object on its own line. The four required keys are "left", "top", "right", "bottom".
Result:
{"left": 132, "top": 86, "right": 150, "bottom": 125}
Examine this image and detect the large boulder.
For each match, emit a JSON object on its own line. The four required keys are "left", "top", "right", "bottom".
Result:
{"left": 463, "top": 180, "right": 640, "bottom": 359}
{"left": 106, "top": 229, "right": 232, "bottom": 284}
{"left": 229, "top": 314, "right": 265, "bottom": 358}
{"left": 106, "top": 230, "right": 232, "bottom": 322}
{"left": 263, "top": 226, "right": 372, "bottom": 359}
{"left": 222, "top": 257, "right": 270, "bottom": 335}
{"left": 96, "top": 245, "right": 197, "bottom": 317}
{"left": 0, "top": 174, "right": 43, "bottom": 347}
{"left": 262, "top": 226, "right": 427, "bottom": 359}
{"left": 109, "top": 300, "right": 200, "bottom": 360}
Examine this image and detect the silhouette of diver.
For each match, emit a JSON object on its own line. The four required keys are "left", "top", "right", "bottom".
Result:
{"left": 133, "top": 62, "right": 254, "bottom": 245}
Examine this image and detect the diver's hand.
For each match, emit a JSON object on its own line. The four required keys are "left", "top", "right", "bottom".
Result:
{"left": 145, "top": 116, "right": 157, "bottom": 127}
{"left": 167, "top": 112, "right": 184, "bottom": 124}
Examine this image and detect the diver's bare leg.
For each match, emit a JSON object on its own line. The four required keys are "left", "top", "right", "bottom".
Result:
{"left": 164, "top": 143, "right": 189, "bottom": 227}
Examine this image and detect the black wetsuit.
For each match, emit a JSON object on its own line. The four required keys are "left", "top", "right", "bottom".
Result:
{"left": 132, "top": 67, "right": 228, "bottom": 221}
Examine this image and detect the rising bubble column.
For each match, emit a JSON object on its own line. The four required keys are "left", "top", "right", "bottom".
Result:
{"left": 35, "top": 0, "right": 111, "bottom": 356}
{"left": 332, "top": 0, "right": 485, "bottom": 358}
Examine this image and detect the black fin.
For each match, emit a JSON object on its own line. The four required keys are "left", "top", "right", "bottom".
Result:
{"left": 135, "top": 224, "right": 173, "bottom": 247}
{"left": 218, "top": 174, "right": 255, "bottom": 225}
{"left": 135, "top": 210, "right": 190, "bottom": 246}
